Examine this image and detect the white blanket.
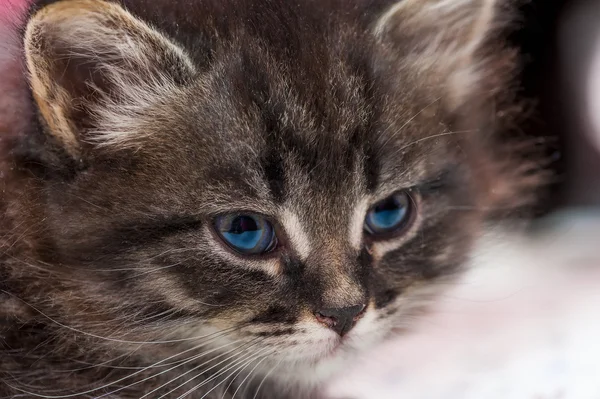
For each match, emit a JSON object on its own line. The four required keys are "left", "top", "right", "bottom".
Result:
{"left": 329, "top": 211, "right": 600, "bottom": 399}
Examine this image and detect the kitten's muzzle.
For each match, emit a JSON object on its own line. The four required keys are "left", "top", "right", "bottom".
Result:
{"left": 314, "top": 304, "right": 366, "bottom": 336}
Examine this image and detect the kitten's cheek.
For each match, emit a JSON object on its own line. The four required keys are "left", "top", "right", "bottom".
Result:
{"left": 343, "top": 308, "right": 381, "bottom": 343}
{"left": 368, "top": 209, "right": 424, "bottom": 262}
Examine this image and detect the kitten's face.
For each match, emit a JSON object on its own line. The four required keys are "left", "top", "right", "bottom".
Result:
{"left": 16, "top": 0, "right": 537, "bottom": 389}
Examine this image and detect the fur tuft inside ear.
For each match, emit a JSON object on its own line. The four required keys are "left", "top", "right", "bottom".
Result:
{"left": 374, "top": 0, "right": 515, "bottom": 111}
{"left": 24, "top": 0, "right": 196, "bottom": 155}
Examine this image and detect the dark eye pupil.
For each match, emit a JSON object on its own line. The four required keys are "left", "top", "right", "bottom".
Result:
{"left": 230, "top": 216, "right": 258, "bottom": 234}
{"left": 375, "top": 199, "right": 398, "bottom": 213}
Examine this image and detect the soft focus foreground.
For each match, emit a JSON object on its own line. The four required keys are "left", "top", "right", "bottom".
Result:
{"left": 329, "top": 212, "right": 600, "bottom": 399}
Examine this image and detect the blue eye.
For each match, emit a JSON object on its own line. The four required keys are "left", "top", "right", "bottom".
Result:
{"left": 364, "top": 192, "right": 412, "bottom": 236}
{"left": 214, "top": 214, "right": 277, "bottom": 255}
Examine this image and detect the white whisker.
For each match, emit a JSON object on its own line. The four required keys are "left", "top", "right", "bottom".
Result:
{"left": 138, "top": 339, "right": 253, "bottom": 399}
{"left": 396, "top": 129, "right": 478, "bottom": 154}
{"left": 252, "top": 359, "right": 282, "bottom": 399}
{"left": 220, "top": 348, "right": 272, "bottom": 399}
{"left": 3, "top": 328, "right": 239, "bottom": 399}
{"left": 376, "top": 96, "right": 442, "bottom": 151}
{"left": 230, "top": 353, "right": 272, "bottom": 399}
{"left": 0, "top": 290, "right": 227, "bottom": 343}
{"left": 182, "top": 347, "right": 273, "bottom": 399}
{"left": 98, "top": 338, "right": 244, "bottom": 399}
{"left": 155, "top": 339, "right": 264, "bottom": 399}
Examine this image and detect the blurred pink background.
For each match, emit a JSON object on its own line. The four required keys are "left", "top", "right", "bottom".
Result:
{"left": 0, "top": 0, "right": 30, "bottom": 142}
{"left": 0, "top": 0, "right": 27, "bottom": 20}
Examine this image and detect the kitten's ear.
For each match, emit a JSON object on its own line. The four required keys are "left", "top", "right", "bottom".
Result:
{"left": 24, "top": 0, "right": 196, "bottom": 156}
{"left": 374, "top": 0, "right": 513, "bottom": 110}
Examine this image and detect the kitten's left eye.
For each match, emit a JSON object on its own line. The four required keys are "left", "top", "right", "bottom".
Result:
{"left": 214, "top": 214, "right": 277, "bottom": 255}
{"left": 364, "top": 191, "right": 413, "bottom": 237}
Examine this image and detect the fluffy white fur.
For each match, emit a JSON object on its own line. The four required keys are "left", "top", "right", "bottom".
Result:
{"left": 328, "top": 212, "right": 600, "bottom": 399}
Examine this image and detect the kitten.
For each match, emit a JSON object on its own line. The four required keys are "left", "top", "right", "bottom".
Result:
{"left": 0, "top": 0, "right": 548, "bottom": 398}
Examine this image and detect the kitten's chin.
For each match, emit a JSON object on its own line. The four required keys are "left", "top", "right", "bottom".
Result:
{"left": 271, "top": 317, "right": 389, "bottom": 387}
{"left": 266, "top": 349, "right": 351, "bottom": 389}
{"left": 266, "top": 342, "right": 370, "bottom": 393}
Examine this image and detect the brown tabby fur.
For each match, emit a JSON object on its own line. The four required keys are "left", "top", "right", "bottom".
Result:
{"left": 0, "top": 0, "right": 548, "bottom": 397}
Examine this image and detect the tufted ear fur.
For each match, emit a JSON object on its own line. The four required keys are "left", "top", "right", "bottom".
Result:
{"left": 24, "top": 0, "right": 196, "bottom": 156}
{"left": 374, "top": 0, "right": 514, "bottom": 112}
{"left": 375, "top": 0, "right": 552, "bottom": 216}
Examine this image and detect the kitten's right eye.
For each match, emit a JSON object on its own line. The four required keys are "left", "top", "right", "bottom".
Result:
{"left": 214, "top": 214, "right": 277, "bottom": 255}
